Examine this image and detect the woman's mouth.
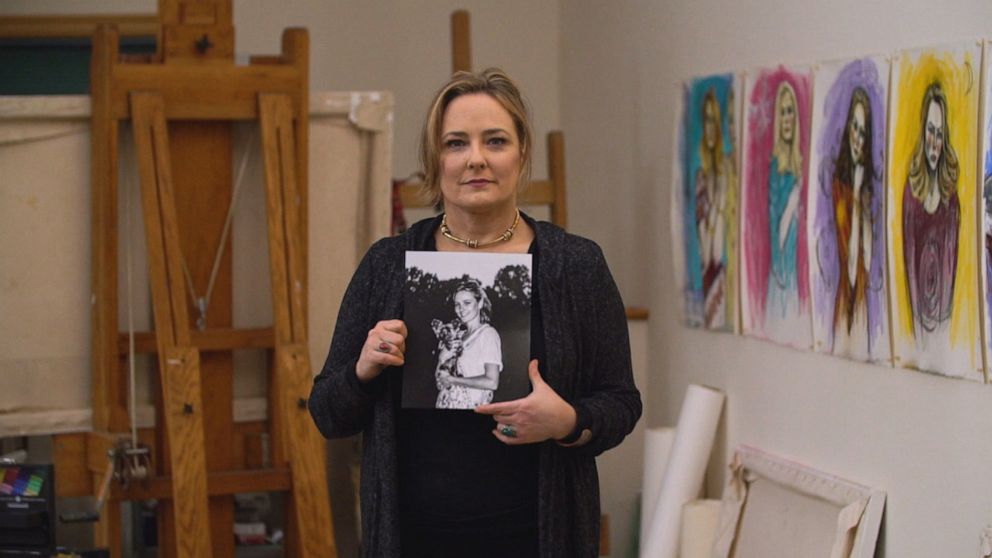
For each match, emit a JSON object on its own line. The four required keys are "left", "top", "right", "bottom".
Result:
{"left": 463, "top": 179, "right": 492, "bottom": 186}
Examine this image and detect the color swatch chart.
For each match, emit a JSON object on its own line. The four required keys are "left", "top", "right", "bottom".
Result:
{"left": 0, "top": 466, "right": 46, "bottom": 497}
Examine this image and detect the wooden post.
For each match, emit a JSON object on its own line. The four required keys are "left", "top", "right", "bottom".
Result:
{"left": 131, "top": 91, "right": 213, "bottom": 558}
{"left": 451, "top": 10, "right": 471, "bottom": 74}
{"left": 259, "top": 93, "right": 338, "bottom": 558}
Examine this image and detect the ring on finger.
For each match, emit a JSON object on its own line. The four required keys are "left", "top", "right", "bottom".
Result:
{"left": 499, "top": 424, "right": 517, "bottom": 438}
{"left": 377, "top": 341, "right": 391, "bottom": 353}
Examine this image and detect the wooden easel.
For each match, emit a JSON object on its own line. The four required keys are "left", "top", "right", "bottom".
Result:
{"left": 64, "top": 2, "right": 336, "bottom": 556}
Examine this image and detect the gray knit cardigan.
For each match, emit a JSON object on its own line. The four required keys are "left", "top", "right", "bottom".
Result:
{"left": 308, "top": 213, "right": 642, "bottom": 558}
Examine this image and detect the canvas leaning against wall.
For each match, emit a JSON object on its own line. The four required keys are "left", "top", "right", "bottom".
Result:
{"left": 671, "top": 73, "right": 742, "bottom": 333}
{"left": 741, "top": 65, "right": 814, "bottom": 349}
{"left": 808, "top": 56, "right": 892, "bottom": 364}
{"left": 886, "top": 42, "right": 983, "bottom": 381}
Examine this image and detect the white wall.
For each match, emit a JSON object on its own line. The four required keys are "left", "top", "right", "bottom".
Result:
{"left": 561, "top": 0, "right": 992, "bottom": 556}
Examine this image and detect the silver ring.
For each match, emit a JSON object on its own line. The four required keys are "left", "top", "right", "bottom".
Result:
{"left": 500, "top": 424, "right": 517, "bottom": 438}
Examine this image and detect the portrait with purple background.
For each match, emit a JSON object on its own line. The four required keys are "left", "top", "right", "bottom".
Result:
{"left": 811, "top": 58, "right": 889, "bottom": 361}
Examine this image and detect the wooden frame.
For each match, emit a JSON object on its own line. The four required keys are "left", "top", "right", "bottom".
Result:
{"left": 712, "top": 445, "right": 885, "bottom": 558}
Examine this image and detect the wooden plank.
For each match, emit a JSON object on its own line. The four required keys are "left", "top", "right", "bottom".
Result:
{"left": 160, "top": 347, "right": 213, "bottom": 558}
{"left": 90, "top": 24, "right": 129, "bottom": 434}
{"left": 625, "top": 307, "right": 650, "bottom": 321}
{"left": 547, "top": 131, "right": 567, "bottom": 229}
{"left": 118, "top": 326, "right": 275, "bottom": 354}
{"left": 131, "top": 92, "right": 186, "bottom": 347}
{"left": 170, "top": 117, "right": 236, "bottom": 558}
{"left": 450, "top": 10, "right": 471, "bottom": 73}
{"left": 399, "top": 179, "right": 557, "bottom": 208}
{"left": 273, "top": 96, "right": 308, "bottom": 342}
{"left": 259, "top": 94, "right": 295, "bottom": 346}
{"left": 108, "top": 468, "right": 292, "bottom": 500}
{"left": 277, "top": 344, "right": 337, "bottom": 557}
{"left": 53, "top": 433, "right": 92, "bottom": 498}
{"left": 282, "top": 29, "right": 310, "bottom": 328}
{"left": 0, "top": 15, "right": 158, "bottom": 38}
{"left": 108, "top": 64, "right": 305, "bottom": 120}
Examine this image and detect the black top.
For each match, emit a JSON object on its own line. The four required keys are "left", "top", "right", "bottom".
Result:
{"left": 397, "top": 239, "right": 543, "bottom": 557}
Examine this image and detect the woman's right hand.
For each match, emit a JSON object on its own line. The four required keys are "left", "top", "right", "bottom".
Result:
{"left": 355, "top": 320, "right": 407, "bottom": 383}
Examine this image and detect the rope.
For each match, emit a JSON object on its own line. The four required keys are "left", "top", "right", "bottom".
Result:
{"left": 123, "top": 133, "right": 139, "bottom": 450}
{"left": 180, "top": 129, "right": 256, "bottom": 330}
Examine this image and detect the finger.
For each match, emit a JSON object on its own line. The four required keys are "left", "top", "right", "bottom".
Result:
{"left": 474, "top": 401, "right": 515, "bottom": 416}
{"left": 492, "top": 427, "right": 522, "bottom": 445}
{"left": 527, "top": 359, "right": 543, "bottom": 386}
{"left": 380, "top": 320, "right": 407, "bottom": 336}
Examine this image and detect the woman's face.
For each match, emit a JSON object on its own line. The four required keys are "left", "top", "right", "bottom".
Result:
{"left": 924, "top": 99, "right": 944, "bottom": 173}
{"left": 439, "top": 93, "right": 523, "bottom": 215}
{"left": 848, "top": 101, "right": 867, "bottom": 165}
{"left": 454, "top": 290, "right": 481, "bottom": 324}
{"left": 703, "top": 98, "right": 718, "bottom": 150}
{"left": 778, "top": 90, "right": 796, "bottom": 144}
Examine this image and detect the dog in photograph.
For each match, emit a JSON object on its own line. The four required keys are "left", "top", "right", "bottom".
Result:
{"left": 431, "top": 318, "right": 466, "bottom": 387}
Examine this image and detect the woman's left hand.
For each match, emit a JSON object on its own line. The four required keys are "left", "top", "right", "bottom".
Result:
{"left": 475, "top": 359, "right": 576, "bottom": 445}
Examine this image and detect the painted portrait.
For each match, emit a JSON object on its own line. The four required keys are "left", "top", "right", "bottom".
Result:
{"left": 982, "top": 40, "right": 992, "bottom": 380}
{"left": 741, "top": 65, "right": 813, "bottom": 348}
{"left": 672, "top": 74, "right": 741, "bottom": 332}
{"left": 808, "top": 57, "right": 891, "bottom": 363}
{"left": 887, "top": 43, "right": 982, "bottom": 380}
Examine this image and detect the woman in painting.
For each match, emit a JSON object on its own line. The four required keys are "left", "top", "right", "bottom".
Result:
{"left": 308, "top": 68, "right": 641, "bottom": 557}
{"left": 902, "top": 82, "right": 960, "bottom": 343}
{"left": 695, "top": 87, "right": 728, "bottom": 328}
{"left": 435, "top": 278, "right": 503, "bottom": 409}
{"left": 766, "top": 81, "right": 803, "bottom": 318}
{"left": 831, "top": 88, "right": 875, "bottom": 354}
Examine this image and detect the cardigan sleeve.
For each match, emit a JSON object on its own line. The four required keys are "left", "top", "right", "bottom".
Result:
{"left": 308, "top": 241, "right": 390, "bottom": 439}
{"left": 562, "top": 241, "right": 642, "bottom": 457}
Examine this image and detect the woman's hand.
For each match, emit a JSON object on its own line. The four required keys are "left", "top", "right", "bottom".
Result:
{"left": 355, "top": 320, "right": 407, "bottom": 383}
{"left": 474, "top": 360, "right": 576, "bottom": 445}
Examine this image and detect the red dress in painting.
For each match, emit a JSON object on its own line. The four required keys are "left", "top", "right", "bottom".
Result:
{"left": 902, "top": 181, "right": 960, "bottom": 337}
{"left": 832, "top": 176, "right": 870, "bottom": 349}
{"left": 695, "top": 168, "right": 726, "bottom": 329}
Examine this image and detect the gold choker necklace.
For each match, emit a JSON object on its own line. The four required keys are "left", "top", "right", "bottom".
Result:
{"left": 440, "top": 210, "right": 521, "bottom": 249}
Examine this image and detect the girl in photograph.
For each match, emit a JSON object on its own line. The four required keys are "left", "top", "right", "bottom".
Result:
{"left": 434, "top": 278, "right": 503, "bottom": 409}
{"left": 308, "top": 68, "right": 641, "bottom": 557}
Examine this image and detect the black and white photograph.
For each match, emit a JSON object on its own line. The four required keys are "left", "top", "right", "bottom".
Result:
{"left": 402, "top": 250, "right": 532, "bottom": 409}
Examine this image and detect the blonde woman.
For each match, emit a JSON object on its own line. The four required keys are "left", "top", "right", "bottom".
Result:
{"left": 767, "top": 81, "right": 803, "bottom": 317}
{"left": 309, "top": 68, "right": 641, "bottom": 557}
{"left": 902, "top": 82, "right": 960, "bottom": 341}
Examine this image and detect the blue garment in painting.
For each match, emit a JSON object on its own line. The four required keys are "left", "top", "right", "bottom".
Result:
{"left": 767, "top": 156, "right": 799, "bottom": 318}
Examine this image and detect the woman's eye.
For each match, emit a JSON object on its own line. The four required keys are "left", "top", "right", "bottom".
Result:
{"left": 488, "top": 136, "right": 509, "bottom": 146}
{"left": 445, "top": 139, "right": 466, "bottom": 149}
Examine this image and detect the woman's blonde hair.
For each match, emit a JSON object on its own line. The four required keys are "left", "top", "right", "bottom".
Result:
{"left": 699, "top": 87, "right": 724, "bottom": 176}
{"left": 419, "top": 68, "right": 533, "bottom": 208}
{"left": 772, "top": 81, "right": 802, "bottom": 177}
{"left": 908, "top": 82, "right": 959, "bottom": 203}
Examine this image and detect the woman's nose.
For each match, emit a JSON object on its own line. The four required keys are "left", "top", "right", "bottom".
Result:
{"left": 467, "top": 142, "right": 487, "bottom": 169}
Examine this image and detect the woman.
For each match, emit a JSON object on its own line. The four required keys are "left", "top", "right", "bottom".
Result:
{"left": 832, "top": 88, "right": 874, "bottom": 354}
{"left": 695, "top": 87, "right": 728, "bottom": 328}
{"left": 435, "top": 278, "right": 503, "bottom": 409}
{"left": 902, "top": 82, "right": 960, "bottom": 343}
{"left": 308, "top": 68, "right": 641, "bottom": 558}
{"left": 766, "top": 81, "right": 803, "bottom": 319}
